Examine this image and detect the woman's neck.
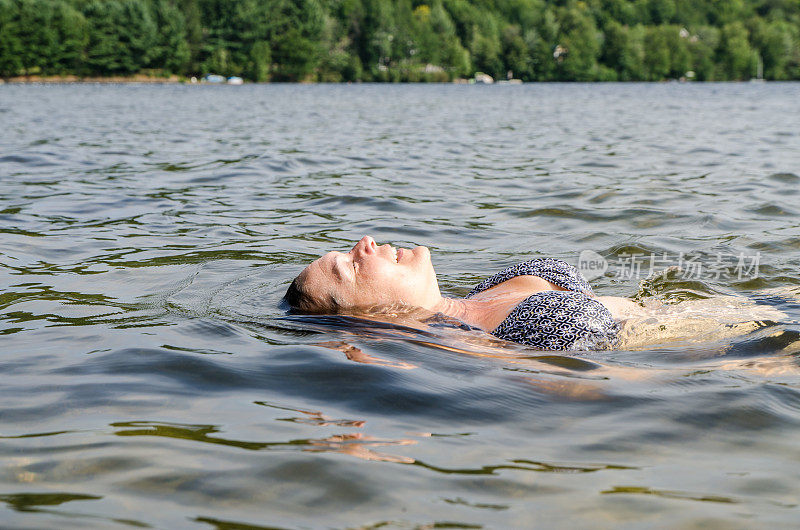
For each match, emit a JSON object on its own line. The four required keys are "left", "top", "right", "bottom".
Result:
{"left": 431, "top": 297, "right": 504, "bottom": 332}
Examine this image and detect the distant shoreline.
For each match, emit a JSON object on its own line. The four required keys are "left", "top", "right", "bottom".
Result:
{"left": 1, "top": 75, "right": 782, "bottom": 85}
{"left": 2, "top": 74, "right": 184, "bottom": 84}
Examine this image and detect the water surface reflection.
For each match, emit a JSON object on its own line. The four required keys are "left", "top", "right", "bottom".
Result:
{"left": 1, "top": 83, "right": 800, "bottom": 528}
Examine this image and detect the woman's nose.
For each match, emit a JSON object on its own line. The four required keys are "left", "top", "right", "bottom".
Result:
{"left": 353, "top": 235, "right": 376, "bottom": 255}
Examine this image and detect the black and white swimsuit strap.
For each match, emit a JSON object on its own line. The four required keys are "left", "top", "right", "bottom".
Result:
{"left": 466, "top": 258, "right": 593, "bottom": 298}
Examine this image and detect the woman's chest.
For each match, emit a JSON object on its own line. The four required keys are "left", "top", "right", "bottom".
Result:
{"left": 468, "top": 276, "right": 568, "bottom": 331}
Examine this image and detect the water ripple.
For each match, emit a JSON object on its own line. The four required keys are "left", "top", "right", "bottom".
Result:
{"left": 2, "top": 83, "right": 800, "bottom": 527}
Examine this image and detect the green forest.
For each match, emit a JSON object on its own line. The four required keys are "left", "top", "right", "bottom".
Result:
{"left": 1, "top": 0, "right": 799, "bottom": 81}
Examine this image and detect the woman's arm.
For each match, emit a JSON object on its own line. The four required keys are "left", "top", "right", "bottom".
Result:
{"left": 595, "top": 296, "right": 645, "bottom": 320}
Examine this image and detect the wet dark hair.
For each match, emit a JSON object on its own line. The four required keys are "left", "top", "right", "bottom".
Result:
{"left": 281, "top": 278, "right": 309, "bottom": 312}
{"left": 281, "top": 274, "right": 338, "bottom": 314}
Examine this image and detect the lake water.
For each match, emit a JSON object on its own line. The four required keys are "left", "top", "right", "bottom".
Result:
{"left": 1, "top": 83, "right": 800, "bottom": 528}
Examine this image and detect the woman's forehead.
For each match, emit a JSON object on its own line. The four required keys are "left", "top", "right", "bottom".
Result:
{"left": 308, "top": 252, "right": 343, "bottom": 283}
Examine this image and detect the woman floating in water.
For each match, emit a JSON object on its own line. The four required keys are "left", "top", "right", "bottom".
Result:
{"left": 283, "top": 236, "right": 792, "bottom": 351}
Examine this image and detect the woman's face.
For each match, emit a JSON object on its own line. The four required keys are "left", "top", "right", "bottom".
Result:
{"left": 300, "top": 236, "right": 441, "bottom": 311}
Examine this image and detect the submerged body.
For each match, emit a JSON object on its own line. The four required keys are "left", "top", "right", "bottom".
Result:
{"left": 614, "top": 291, "right": 790, "bottom": 350}
{"left": 285, "top": 236, "right": 790, "bottom": 351}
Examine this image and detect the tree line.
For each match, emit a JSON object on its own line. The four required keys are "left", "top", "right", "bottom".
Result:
{"left": 1, "top": 0, "right": 799, "bottom": 81}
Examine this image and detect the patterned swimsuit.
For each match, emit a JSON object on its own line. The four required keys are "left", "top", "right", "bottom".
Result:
{"left": 466, "top": 259, "right": 619, "bottom": 351}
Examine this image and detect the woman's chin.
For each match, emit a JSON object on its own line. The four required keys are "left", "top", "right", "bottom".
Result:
{"left": 413, "top": 245, "right": 430, "bottom": 259}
